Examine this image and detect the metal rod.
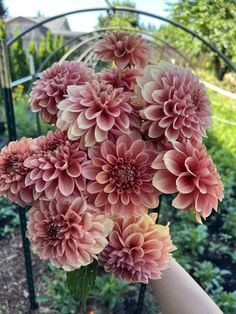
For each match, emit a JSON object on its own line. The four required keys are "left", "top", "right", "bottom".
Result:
{"left": 18, "top": 206, "right": 38, "bottom": 310}
{"left": 135, "top": 283, "right": 147, "bottom": 314}
{"left": 0, "top": 39, "right": 38, "bottom": 310}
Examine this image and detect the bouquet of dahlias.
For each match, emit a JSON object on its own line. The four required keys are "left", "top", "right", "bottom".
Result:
{"left": 0, "top": 31, "right": 223, "bottom": 307}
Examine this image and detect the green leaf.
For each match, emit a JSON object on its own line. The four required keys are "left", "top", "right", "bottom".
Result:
{"left": 37, "top": 295, "right": 49, "bottom": 303}
{"left": 66, "top": 260, "right": 98, "bottom": 310}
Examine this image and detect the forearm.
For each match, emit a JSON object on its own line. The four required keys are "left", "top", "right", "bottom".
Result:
{"left": 150, "top": 258, "right": 223, "bottom": 314}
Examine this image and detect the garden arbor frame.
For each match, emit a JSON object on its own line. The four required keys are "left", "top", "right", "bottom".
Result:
{"left": 0, "top": 5, "right": 235, "bottom": 314}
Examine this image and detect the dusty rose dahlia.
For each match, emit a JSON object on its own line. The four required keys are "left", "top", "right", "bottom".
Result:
{"left": 95, "top": 32, "right": 153, "bottom": 69}
{"left": 30, "top": 61, "right": 93, "bottom": 124}
{"left": 137, "top": 62, "right": 211, "bottom": 142}
{"left": 57, "top": 80, "right": 133, "bottom": 147}
{"left": 99, "top": 213, "right": 175, "bottom": 283}
{"left": 27, "top": 197, "right": 113, "bottom": 271}
{"left": 152, "top": 140, "right": 223, "bottom": 223}
{"left": 24, "top": 131, "right": 87, "bottom": 201}
{"left": 82, "top": 133, "right": 159, "bottom": 217}
{"left": 99, "top": 67, "right": 142, "bottom": 91}
{"left": 0, "top": 138, "right": 34, "bottom": 206}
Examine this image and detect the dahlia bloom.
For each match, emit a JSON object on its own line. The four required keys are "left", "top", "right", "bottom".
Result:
{"left": 152, "top": 140, "right": 223, "bottom": 222}
{"left": 99, "top": 213, "right": 175, "bottom": 283}
{"left": 95, "top": 32, "right": 153, "bottom": 69}
{"left": 27, "top": 197, "right": 113, "bottom": 271}
{"left": 137, "top": 62, "right": 211, "bottom": 142}
{"left": 57, "top": 80, "right": 132, "bottom": 147}
{"left": 82, "top": 133, "right": 159, "bottom": 217}
{"left": 0, "top": 138, "right": 34, "bottom": 206}
{"left": 24, "top": 131, "right": 87, "bottom": 201}
{"left": 99, "top": 67, "right": 142, "bottom": 91}
{"left": 30, "top": 61, "right": 93, "bottom": 124}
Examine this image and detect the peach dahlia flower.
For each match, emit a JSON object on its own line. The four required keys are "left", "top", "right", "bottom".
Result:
{"left": 99, "top": 213, "right": 175, "bottom": 283}
{"left": 27, "top": 197, "right": 113, "bottom": 271}
{"left": 24, "top": 131, "right": 87, "bottom": 201}
{"left": 95, "top": 32, "right": 153, "bottom": 69}
{"left": 0, "top": 138, "right": 34, "bottom": 206}
{"left": 82, "top": 133, "right": 159, "bottom": 217}
{"left": 57, "top": 80, "right": 133, "bottom": 147}
{"left": 137, "top": 62, "right": 211, "bottom": 142}
{"left": 152, "top": 140, "right": 223, "bottom": 223}
{"left": 30, "top": 61, "right": 93, "bottom": 124}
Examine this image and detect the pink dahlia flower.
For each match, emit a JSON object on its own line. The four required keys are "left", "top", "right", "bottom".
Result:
{"left": 0, "top": 138, "right": 34, "bottom": 206}
{"left": 24, "top": 131, "right": 87, "bottom": 201}
{"left": 99, "top": 213, "right": 175, "bottom": 283}
{"left": 95, "top": 32, "right": 153, "bottom": 69}
{"left": 152, "top": 140, "right": 223, "bottom": 223}
{"left": 57, "top": 80, "right": 132, "bottom": 147}
{"left": 82, "top": 133, "right": 159, "bottom": 217}
{"left": 30, "top": 61, "right": 93, "bottom": 124}
{"left": 137, "top": 62, "right": 211, "bottom": 142}
{"left": 99, "top": 67, "right": 142, "bottom": 92}
{"left": 27, "top": 197, "right": 113, "bottom": 271}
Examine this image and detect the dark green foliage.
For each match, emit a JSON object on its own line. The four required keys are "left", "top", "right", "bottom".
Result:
{"left": 0, "top": 196, "right": 19, "bottom": 238}
{"left": 40, "top": 265, "right": 137, "bottom": 313}
{"left": 156, "top": 0, "right": 236, "bottom": 79}
{"left": 193, "top": 261, "right": 230, "bottom": 293}
{"left": 66, "top": 260, "right": 98, "bottom": 309}
{"left": 36, "top": 32, "right": 67, "bottom": 72}
{"left": 0, "top": 17, "right": 6, "bottom": 39}
{"left": 91, "top": 274, "right": 136, "bottom": 309}
{"left": 12, "top": 89, "right": 54, "bottom": 139}
{"left": 38, "top": 264, "right": 77, "bottom": 314}
{"left": 28, "top": 38, "right": 40, "bottom": 71}
{"left": 213, "top": 291, "right": 236, "bottom": 314}
{"left": 8, "top": 30, "right": 67, "bottom": 86}
{"left": 13, "top": 88, "right": 37, "bottom": 138}
{"left": 9, "top": 30, "right": 29, "bottom": 82}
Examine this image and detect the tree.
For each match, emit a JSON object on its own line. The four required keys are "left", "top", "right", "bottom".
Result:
{"left": 97, "top": 0, "right": 140, "bottom": 30}
{"left": 0, "top": 18, "right": 5, "bottom": 39}
{"left": 9, "top": 29, "right": 29, "bottom": 82}
{"left": 28, "top": 38, "right": 40, "bottom": 71}
{"left": 52, "top": 34, "right": 67, "bottom": 63}
{"left": 0, "top": 0, "right": 6, "bottom": 17}
{"left": 0, "top": 0, "right": 6, "bottom": 39}
{"left": 159, "top": 0, "right": 236, "bottom": 80}
{"left": 37, "top": 32, "right": 67, "bottom": 70}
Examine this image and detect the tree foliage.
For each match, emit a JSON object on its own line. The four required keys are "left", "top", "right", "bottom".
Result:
{"left": 9, "top": 31, "right": 67, "bottom": 83}
{"left": 9, "top": 29, "right": 29, "bottom": 81}
{"left": 97, "top": 0, "right": 140, "bottom": 30}
{"left": 0, "top": 0, "right": 6, "bottom": 18}
{"left": 0, "top": 0, "right": 6, "bottom": 39}
{"left": 0, "top": 19, "right": 5, "bottom": 39}
{"left": 156, "top": 0, "right": 236, "bottom": 80}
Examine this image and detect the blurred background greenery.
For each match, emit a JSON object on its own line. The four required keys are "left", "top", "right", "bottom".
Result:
{"left": 0, "top": 0, "right": 235, "bottom": 313}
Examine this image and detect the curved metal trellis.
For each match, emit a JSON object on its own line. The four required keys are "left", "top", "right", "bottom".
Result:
{"left": 0, "top": 5, "right": 235, "bottom": 314}
{"left": 6, "top": 6, "right": 236, "bottom": 72}
{"left": 34, "top": 27, "right": 191, "bottom": 77}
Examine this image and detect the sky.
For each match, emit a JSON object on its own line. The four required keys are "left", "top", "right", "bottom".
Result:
{"left": 4, "top": 0, "right": 172, "bottom": 32}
